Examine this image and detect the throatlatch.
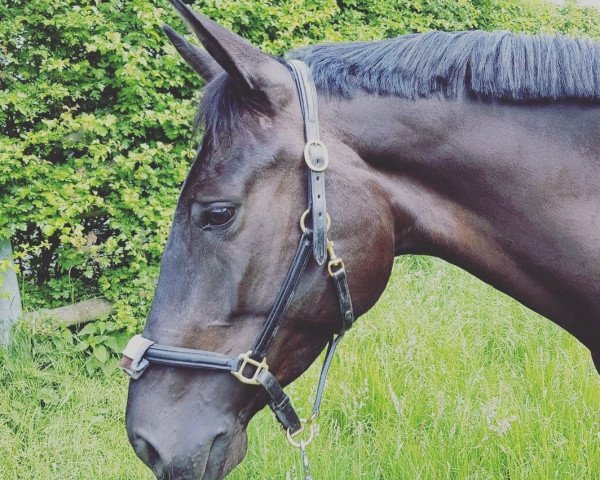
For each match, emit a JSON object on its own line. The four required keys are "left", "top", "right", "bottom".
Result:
{"left": 120, "top": 60, "right": 355, "bottom": 478}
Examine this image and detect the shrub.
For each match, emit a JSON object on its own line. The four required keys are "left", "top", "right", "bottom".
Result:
{"left": 1, "top": 0, "right": 599, "bottom": 348}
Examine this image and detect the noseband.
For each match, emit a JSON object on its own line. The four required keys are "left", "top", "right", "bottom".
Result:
{"left": 120, "top": 60, "right": 354, "bottom": 473}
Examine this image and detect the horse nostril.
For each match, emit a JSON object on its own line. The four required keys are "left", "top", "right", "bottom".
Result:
{"left": 131, "top": 433, "right": 162, "bottom": 472}
{"left": 130, "top": 431, "right": 225, "bottom": 480}
{"left": 203, "top": 433, "right": 227, "bottom": 479}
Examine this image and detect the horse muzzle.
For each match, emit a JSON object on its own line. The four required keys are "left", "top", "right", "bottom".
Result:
{"left": 126, "top": 372, "right": 248, "bottom": 480}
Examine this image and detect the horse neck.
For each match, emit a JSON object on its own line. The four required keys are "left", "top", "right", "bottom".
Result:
{"left": 326, "top": 92, "right": 600, "bottom": 347}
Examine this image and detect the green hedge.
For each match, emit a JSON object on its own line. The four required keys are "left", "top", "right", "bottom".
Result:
{"left": 2, "top": 0, "right": 599, "bottom": 335}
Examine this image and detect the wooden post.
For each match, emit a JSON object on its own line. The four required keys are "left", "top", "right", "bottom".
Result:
{"left": 0, "top": 238, "right": 22, "bottom": 347}
{"left": 25, "top": 298, "right": 113, "bottom": 327}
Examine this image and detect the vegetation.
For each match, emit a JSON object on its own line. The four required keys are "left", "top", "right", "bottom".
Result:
{"left": 2, "top": 0, "right": 600, "bottom": 478}
{"left": 1, "top": 258, "right": 599, "bottom": 479}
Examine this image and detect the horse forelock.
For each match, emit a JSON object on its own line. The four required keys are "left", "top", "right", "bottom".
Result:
{"left": 194, "top": 69, "right": 283, "bottom": 143}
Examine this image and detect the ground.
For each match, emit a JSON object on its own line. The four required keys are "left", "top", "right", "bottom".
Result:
{"left": 1, "top": 256, "right": 599, "bottom": 479}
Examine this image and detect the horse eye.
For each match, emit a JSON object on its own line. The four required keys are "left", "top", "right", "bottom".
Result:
{"left": 207, "top": 206, "right": 235, "bottom": 226}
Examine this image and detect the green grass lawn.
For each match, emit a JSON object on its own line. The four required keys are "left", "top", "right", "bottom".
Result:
{"left": 1, "top": 256, "right": 599, "bottom": 479}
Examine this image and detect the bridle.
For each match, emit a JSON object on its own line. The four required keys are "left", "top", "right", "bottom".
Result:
{"left": 120, "top": 60, "right": 354, "bottom": 477}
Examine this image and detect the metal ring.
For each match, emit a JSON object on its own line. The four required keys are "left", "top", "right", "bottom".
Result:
{"left": 299, "top": 209, "right": 331, "bottom": 233}
{"left": 286, "top": 419, "right": 316, "bottom": 449}
{"left": 304, "top": 140, "right": 329, "bottom": 172}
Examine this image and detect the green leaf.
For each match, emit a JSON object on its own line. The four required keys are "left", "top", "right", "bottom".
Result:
{"left": 61, "top": 328, "right": 74, "bottom": 343}
{"left": 78, "top": 323, "right": 99, "bottom": 337}
{"left": 93, "top": 345, "right": 109, "bottom": 364}
{"left": 85, "top": 356, "right": 101, "bottom": 375}
{"left": 104, "top": 336, "right": 121, "bottom": 354}
{"left": 73, "top": 340, "right": 89, "bottom": 352}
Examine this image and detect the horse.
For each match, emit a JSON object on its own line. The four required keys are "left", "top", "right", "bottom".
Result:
{"left": 124, "top": 1, "right": 600, "bottom": 478}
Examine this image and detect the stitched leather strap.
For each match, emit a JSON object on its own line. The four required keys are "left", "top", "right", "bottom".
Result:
{"left": 288, "top": 60, "right": 328, "bottom": 266}
{"left": 257, "top": 370, "right": 302, "bottom": 433}
{"left": 332, "top": 268, "right": 354, "bottom": 332}
{"left": 145, "top": 343, "right": 239, "bottom": 371}
{"left": 250, "top": 233, "right": 312, "bottom": 360}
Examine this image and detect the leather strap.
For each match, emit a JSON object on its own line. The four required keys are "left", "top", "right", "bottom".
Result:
{"left": 288, "top": 60, "right": 328, "bottom": 266}
{"left": 311, "top": 334, "right": 343, "bottom": 419}
{"left": 257, "top": 370, "right": 302, "bottom": 433}
{"left": 119, "top": 338, "right": 302, "bottom": 433}
{"left": 250, "top": 233, "right": 312, "bottom": 360}
{"left": 309, "top": 267, "right": 355, "bottom": 419}
{"left": 332, "top": 268, "right": 354, "bottom": 332}
{"left": 145, "top": 343, "right": 239, "bottom": 372}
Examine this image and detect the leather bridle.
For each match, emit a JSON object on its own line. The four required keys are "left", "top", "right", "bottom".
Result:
{"left": 120, "top": 60, "right": 354, "bottom": 469}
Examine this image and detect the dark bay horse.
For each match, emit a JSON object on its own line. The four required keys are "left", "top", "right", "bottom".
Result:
{"left": 125, "top": 1, "right": 600, "bottom": 478}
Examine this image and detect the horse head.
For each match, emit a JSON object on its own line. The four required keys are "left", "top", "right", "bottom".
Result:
{"left": 125, "top": 2, "right": 395, "bottom": 478}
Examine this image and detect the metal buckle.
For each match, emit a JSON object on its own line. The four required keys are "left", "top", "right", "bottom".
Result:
{"left": 328, "top": 258, "right": 345, "bottom": 277}
{"left": 286, "top": 418, "right": 317, "bottom": 449}
{"left": 230, "top": 351, "right": 269, "bottom": 385}
{"left": 120, "top": 334, "right": 155, "bottom": 380}
{"left": 299, "top": 209, "right": 331, "bottom": 234}
{"left": 304, "top": 139, "right": 329, "bottom": 172}
{"left": 326, "top": 240, "right": 345, "bottom": 277}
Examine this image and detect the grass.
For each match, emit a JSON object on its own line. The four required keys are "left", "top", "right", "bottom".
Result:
{"left": 1, "top": 256, "right": 599, "bottom": 479}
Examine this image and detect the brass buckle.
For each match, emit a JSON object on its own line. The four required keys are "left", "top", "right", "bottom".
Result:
{"left": 304, "top": 139, "right": 329, "bottom": 172}
{"left": 286, "top": 418, "right": 317, "bottom": 449}
{"left": 326, "top": 240, "right": 345, "bottom": 277}
{"left": 230, "top": 351, "right": 268, "bottom": 385}
{"left": 299, "top": 209, "right": 331, "bottom": 234}
{"left": 328, "top": 258, "right": 345, "bottom": 277}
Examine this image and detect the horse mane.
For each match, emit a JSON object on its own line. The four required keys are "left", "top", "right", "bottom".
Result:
{"left": 198, "top": 30, "right": 600, "bottom": 137}
{"left": 288, "top": 30, "right": 600, "bottom": 103}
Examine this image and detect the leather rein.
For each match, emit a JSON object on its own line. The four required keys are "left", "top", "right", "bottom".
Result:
{"left": 120, "top": 60, "right": 355, "bottom": 467}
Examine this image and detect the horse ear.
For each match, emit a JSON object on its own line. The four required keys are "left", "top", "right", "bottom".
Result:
{"left": 169, "top": 0, "right": 291, "bottom": 101}
{"left": 163, "top": 24, "right": 223, "bottom": 82}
